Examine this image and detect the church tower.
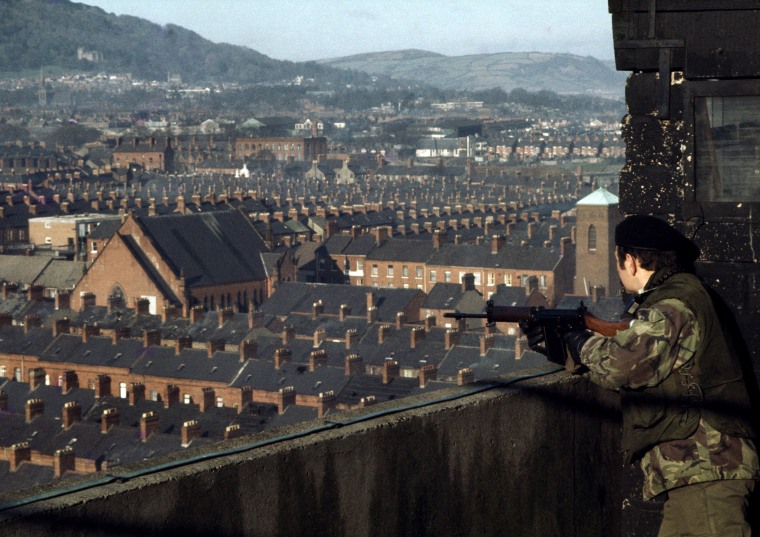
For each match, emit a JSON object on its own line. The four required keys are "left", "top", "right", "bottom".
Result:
{"left": 574, "top": 187, "right": 623, "bottom": 297}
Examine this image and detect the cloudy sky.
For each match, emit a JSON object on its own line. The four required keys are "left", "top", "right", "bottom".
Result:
{"left": 77, "top": 0, "right": 615, "bottom": 62}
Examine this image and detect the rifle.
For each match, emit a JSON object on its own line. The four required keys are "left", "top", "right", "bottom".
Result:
{"left": 444, "top": 301, "right": 630, "bottom": 368}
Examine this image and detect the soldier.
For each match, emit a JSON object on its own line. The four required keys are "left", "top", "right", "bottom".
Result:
{"left": 525, "top": 215, "right": 759, "bottom": 536}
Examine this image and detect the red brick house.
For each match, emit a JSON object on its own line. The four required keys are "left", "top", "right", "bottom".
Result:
{"left": 72, "top": 210, "right": 282, "bottom": 314}
{"left": 233, "top": 136, "right": 327, "bottom": 161}
{"left": 112, "top": 137, "right": 175, "bottom": 172}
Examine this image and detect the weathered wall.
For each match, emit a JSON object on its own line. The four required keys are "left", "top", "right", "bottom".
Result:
{"left": 0, "top": 374, "right": 627, "bottom": 537}
{"left": 611, "top": 2, "right": 760, "bottom": 388}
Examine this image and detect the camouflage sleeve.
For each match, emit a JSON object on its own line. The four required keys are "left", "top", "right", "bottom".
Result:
{"left": 579, "top": 298, "right": 700, "bottom": 391}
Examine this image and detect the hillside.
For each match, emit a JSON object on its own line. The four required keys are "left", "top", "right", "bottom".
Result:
{"left": 319, "top": 49, "right": 627, "bottom": 98}
{"left": 0, "top": 0, "right": 370, "bottom": 86}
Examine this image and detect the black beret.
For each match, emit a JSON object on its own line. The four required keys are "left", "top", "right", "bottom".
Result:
{"left": 615, "top": 215, "right": 700, "bottom": 261}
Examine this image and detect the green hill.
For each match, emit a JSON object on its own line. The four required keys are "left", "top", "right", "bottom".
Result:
{"left": 0, "top": 0, "right": 368, "bottom": 85}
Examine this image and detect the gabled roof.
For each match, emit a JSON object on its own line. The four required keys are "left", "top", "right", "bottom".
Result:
{"left": 134, "top": 211, "right": 269, "bottom": 287}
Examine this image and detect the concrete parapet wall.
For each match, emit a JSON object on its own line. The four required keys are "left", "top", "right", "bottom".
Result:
{"left": 0, "top": 372, "right": 628, "bottom": 536}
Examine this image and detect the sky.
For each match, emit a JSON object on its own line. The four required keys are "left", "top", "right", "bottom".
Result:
{"left": 76, "top": 0, "right": 615, "bottom": 62}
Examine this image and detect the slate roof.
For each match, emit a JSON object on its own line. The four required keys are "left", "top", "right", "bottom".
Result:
{"left": 422, "top": 282, "right": 484, "bottom": 311}
{"left": 131, "top": 347, "right": 245, "bottom": 384}
{"left": 352, "top": 324, "right": 448, "bottom": 369}
{"left": 335, "top": 374, "right": 444, "bottom": 407}
{"left": 230, "top": 360, "right": 349, "bottom": 396}
{"left": 427, "top": 242, "right": 562, "bottom": 271}
{"left": 0, "top": 325, "right": 57, "bottom": 361}
{"left": 259, "top": 282, "right": 424, "bottom": 323}
{"left": 33, "top": 259, "right": 86, "bottom": 290}
{"left": 40, "top": 334, "right": 147, "bottom": 369}
{"left": 88, "top": 218, "right": 122, "bottom": 240}
{"left": 0, "top": 255, "right": 51, "bottom": 285}
{"left": 135, "top": 211, "right": 269, "bottom": 287}
{"left": 366, "top": 237, "right": 437, "bottom": 262}
{"left": 488, "top": 285, "right": 535, "bottom": 307}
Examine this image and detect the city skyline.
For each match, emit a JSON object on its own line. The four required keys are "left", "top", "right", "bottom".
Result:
{"left": 76, "top": 0, "right": 615, "bottom": 63}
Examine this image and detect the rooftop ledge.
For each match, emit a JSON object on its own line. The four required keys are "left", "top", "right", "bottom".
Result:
{"left": 0, "top": 367, "right": 639, "bottom": 537}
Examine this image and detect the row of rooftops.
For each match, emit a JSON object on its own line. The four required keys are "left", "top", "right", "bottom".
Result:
{"left": 1, "top": 275, "right": 577, "bottom": 496}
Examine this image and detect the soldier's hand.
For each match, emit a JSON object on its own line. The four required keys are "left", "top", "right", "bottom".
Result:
{"left": 519, "top": 320, "right": 547, "bottom": 356}
{"left": 562, "top": 330, "right": 592, "bottom": 372}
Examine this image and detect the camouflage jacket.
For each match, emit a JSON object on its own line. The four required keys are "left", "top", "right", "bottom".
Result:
{"left": 580, "top": 298, "right": 760, "bottom": 499}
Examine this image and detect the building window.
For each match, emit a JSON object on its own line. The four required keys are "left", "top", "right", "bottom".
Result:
{"left": 488, "top": 272, "right": 495, "bottom": 286}
{"left": 387, "top": 265, "right": 394, "bottom": 277}
{"left": 588, "top": 225, "right": 597, "bottom": 251}
{"left": 416, "top": 266, "right": 423, "bottom": 279}
{"left": 183, "top": 394, "right": 192, "bottom": 404}
{"left": 402, "top": 265, "right": 408, "bottom": 278}
{"left": 371, "top": 264, "right": 378, "bottom": 277}
{"left": 539, "top": 275, "right": 547, "bottom": 288}
{"left": 505, "top": 273, "right": 512, "bottom": 286}
{"left": 444, "top": 271, "right": 451, "bottom": 283}
{"left": 216, "top": 397, "right": 224, "bottom": 408}
{"left": 150, "top": 390, "right": 159, "bottom": 401}
{"left": 119, "top": 382, "right": 128, "bottom": 398}
{"left": 357, "top": 260, "right": 363, "bottom": 271}
{"left": 430, "top": 270, "right": 436, "bottom": 283}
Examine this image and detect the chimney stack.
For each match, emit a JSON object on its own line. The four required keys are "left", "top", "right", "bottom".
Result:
{"left": 61, "top": 370, "right": 78, "bottom": 393}
{"left": 313, "top": 328, "right": 326, "bottom": 347}
{"left": 53, "top": 317, "right": 71, "bottom": 336}
{"left": 382, "top": 360, "right": 400, "bottom": 384}
{"left": 95, "top": 374, "right": 111, "bottom": 398}
{"left": 175, "top": 336, "right": 192, "bottom": 355}
{"left": 140, "top": 411, "right": 160, "bottom": 441}
{"left": 62, "top": 401, "right": 82, "bottom": 429}
{"left": 274, "top": 347, "right": 292, "bottom": 369}
{"left": 164, "top": 385, "right": 180, "bottom": 408}
{"left": 317, "top": 391, "right": 336, "bottom": 418}
{"left": 200, "top": 387, "right": 215, "bottom": 412}
{"left": 444, "top": 329, "right": 460, "bottom": 350}
{"left": 345, "top": 328, "right": 359, "bottom": 349}
{"left": 54, "top": 447, "right": 76, "bottom": 478}
{"left": 143, "top": 329, "right": 161, "bottom": 348}
{"left": 345, "top": 354, "right": 364, "bottom": 376}
{"left": 25, "top": 398, "right": 44, "bottom": 422}
{"left": 240, "top": 339, "right": 257, "bottom": 362}
{"left": 9, "top": 442, "right": 31, "bottom": 472}
{"left": 128, "top": 382, "right": 145, "bottom": 405}
{"left": 101, "top": 407, "right": 120, "bottom": 433}
{"left": 480, "top": 333, "right": 495, "bottom": 356}
{"left": 410, "top": 326, "right": 425, "bottom": 348}
{"left": 181, "top": 420, "right": 202, "bottom": 447}
{"left": 457, "top": 368, "right": 475, "bottom": 386}
{"left": 28, "top": 368, "right": 45, "bottom": 390}
{"left": 419, "top": 364, "right": 438, "bottom": 388}
{"left": 218, "top": 307, "right": 234, "bottom": 327}
{"left": 277, "top": 386, "right": 296, "bottom": 414}
{"left": 207, "top": 339, "right": 225, "bottom": 357}
{"left": 225, "top": 424, "right": 242, "bottom": 440}
{"left": 309, "top": 349, "right": 327, "bottom": 371}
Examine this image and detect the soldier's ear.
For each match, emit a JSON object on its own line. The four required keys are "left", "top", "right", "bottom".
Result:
{"left": 625, "top": 253, "right": 638, "bottom": 275}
